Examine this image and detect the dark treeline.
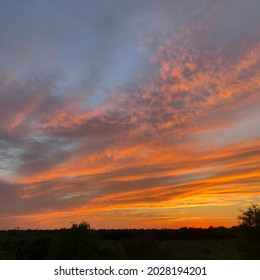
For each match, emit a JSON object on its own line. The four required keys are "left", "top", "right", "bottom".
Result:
{"left": 98, "top": 226, "right": 239, "bottom": 240}
{"left": 1, "top": 224, "right": 259, "bottom": 260}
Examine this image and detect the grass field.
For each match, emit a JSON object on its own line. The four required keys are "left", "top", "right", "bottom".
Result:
{"left": 1, "top": 225, "right": 259, "bottom": 260}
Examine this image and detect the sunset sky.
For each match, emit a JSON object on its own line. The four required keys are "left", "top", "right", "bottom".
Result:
{"left": 0, "top": 0, "right": 259, "bottom": 230}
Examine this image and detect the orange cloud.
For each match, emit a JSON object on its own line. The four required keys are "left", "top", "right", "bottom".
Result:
{"left": 1, "top": 1, "right": 259, "bottom": 230}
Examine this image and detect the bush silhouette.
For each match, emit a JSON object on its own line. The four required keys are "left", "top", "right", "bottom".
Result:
{"left": 238, "top": 204, "right": 260, "bottom": 259}
{"left": 49, "top": 221, "right": 102, "bottom": 259}
{"left": 239, "top": 204, "right": 260, "bottom": 227}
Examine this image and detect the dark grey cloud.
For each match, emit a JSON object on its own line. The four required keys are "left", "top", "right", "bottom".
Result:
{"left": 0, "top": 180, "right": 18, "bottom": 200}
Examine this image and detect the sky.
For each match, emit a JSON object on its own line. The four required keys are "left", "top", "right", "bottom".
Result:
{"left": 0, "top": 0, "right": 259, "bottom": 230}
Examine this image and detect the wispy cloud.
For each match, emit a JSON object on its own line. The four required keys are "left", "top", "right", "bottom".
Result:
{"left": 0, "top": 0, "right": 259, "bottom": 229}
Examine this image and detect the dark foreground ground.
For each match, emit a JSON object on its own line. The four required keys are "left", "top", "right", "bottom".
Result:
{"left": 1, "top": 225, "right": 259, "bottom": 259}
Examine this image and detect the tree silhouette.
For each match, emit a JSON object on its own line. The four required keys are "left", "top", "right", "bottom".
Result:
{"left": 49, "top": 221, "right": 101, "bottom": 259}
{"left": 71, "top": 221, "right": 91, "bottom": 231}
{"left": 237, "top": 204, "right": 260, "bottom": 259}
{"left": 238, "top": 204, "right": 260, "bottom": 227}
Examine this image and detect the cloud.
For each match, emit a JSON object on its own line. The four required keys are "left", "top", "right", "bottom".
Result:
{"left": 0, "top": 0, "right": 259, "bottom": 229}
